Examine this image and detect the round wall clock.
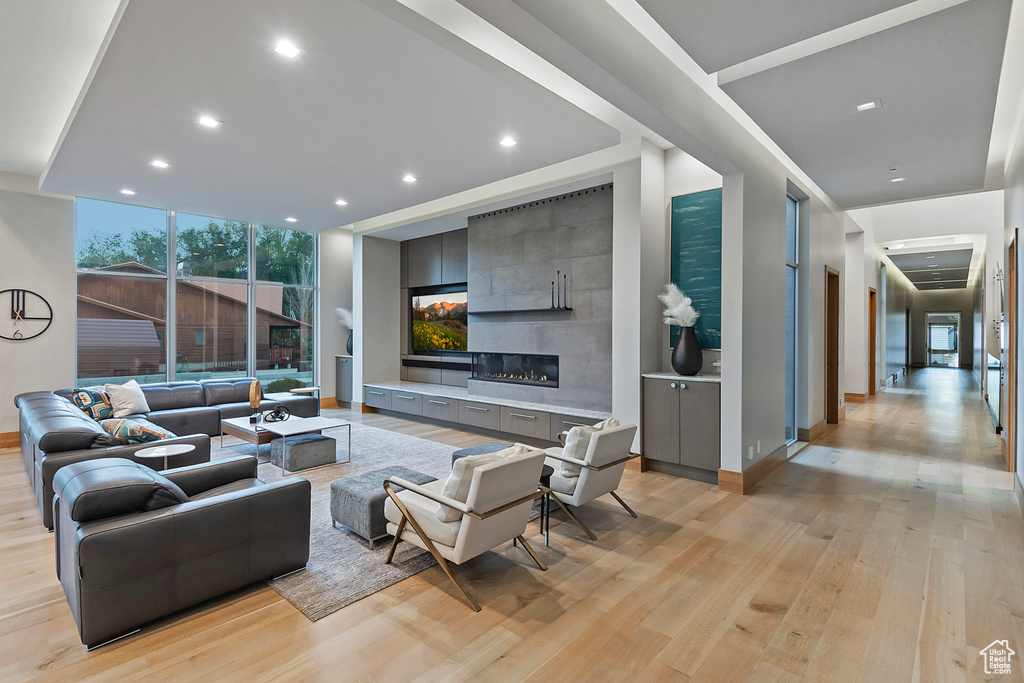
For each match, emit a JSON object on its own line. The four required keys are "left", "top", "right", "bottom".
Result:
{"left": 1, "top": 289, "right": 53, "bottom": 341}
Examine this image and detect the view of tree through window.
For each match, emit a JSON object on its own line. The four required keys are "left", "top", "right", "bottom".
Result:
{"left": 75, "top": 200, "right": 316, "bottom": 389}
{"left": 254, "top": 226, "right": 316, "bottom": 392}
{"left": 76, "top": 199, "right": 168, "bottom": 386}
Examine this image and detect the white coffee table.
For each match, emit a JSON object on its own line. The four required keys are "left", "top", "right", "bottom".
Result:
{"left": 136, "top": 443, "right": 196, "bottom": 471}
{"left": 221, "top": 415, "right": 351, "bottom": 472}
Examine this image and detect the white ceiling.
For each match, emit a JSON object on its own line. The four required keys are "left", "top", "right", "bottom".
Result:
{"left": 887, "top": 246, "right": 973, "bottom": 289}
{"left": 718, "top": 0, "right": 1012, "bottom": 209}
{"left": 635, "top": 0, "right": 916, "bottom": 74}
{"left": 0, "top": 0, "right": 121, "bottom": 176}
{"left": 39, "top": 0, "right": 620, "bottom": 230}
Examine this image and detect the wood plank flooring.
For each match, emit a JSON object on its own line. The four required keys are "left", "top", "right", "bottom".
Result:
{"left": 1, "top": 368, "right": 1020, "bottom": 681}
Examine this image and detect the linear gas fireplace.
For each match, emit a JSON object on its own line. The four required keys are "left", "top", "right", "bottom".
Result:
{"left": 472, "top": 353, "right": 559, "bottom": 388}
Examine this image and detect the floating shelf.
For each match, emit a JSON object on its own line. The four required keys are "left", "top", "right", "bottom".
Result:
{"left": 468, "top": 307, "right": 573, "bottom": 315}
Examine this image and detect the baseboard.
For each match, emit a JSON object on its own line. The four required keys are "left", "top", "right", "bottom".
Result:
{"left": 844, "top": 393, "right": 867, "bottom": 403}
{"left": 626, "top": 454, "right": 645, "bottom": 473}
{"left": 797, "top": 420, "right": 827, "bottom": 443}
{"left": 0, "top": 431, "right": 18, "bottom": 448}
{"left": 361, "top": 403, "right": 378, "bottom": 414}
{"left": 718, "top": 443, "right": 791, "bottom": 495}
{"left": 321, "top": 396, "right": 349, "bottom": 409}
{"left": 1015, "top": 475, "right": 1024, "bottom": 515}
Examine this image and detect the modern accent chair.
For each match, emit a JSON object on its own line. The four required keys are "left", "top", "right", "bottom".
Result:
{"left": 542, "top": 422, "right": 640, "bottom": 540}
{"left": 52, "top": 455, "right": 311, "bottom": 649}
{"left": 382, "top": 445, "right": 548, "bottom": 611}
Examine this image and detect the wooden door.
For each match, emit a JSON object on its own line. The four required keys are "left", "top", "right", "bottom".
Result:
{"left": 677, "top": 382, "right": 721, "bottom": 471}
{"left": 826, "top": 268, "right": 841, "bottom": 423}
{"left": 1009, "top": 235, "right": 1018, "bottom": 472}
{"left": 642, "top": 378, "right": 681, "bottom": 464}
{"left": 869, "top": 288, "right": 878, "bottom": 396}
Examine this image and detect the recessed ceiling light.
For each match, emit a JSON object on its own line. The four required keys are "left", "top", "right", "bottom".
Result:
{"left": 500, "top": 136, "right": 517, "bottom": 147}
{"left": 119, "top": 188, "right": 136, "bottom": 195}
{"left": 926, "top": 255, "right": 936, "bottom": 259}
{"left": 403, "top": 174, "right": 418, "bottom": 183}
{"left": 890, "top": 177, "right": 906, "bottom": 183}
{"left": 335, "top": 199, "right": 349, "bottom": 206}
{"left": 274, "top": 40, "right": 305, "bottom": 59}
{"left": 285, "top": 217, "right": 298, "bottom": 223}
{"left": 197, "top": 116, "right": 223, "bottom": 129}
{"left": 149, "top": 159, "right": 170, "bottom": 169}
{"left": 857, "top": 100, "right": 881, "bottom": 112}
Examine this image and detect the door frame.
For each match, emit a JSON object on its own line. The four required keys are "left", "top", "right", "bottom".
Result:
{"left": 1009, "top": 233, "right": 1018, "bottom": 472}
{"left": 825, "top": 267, "right": 841, "bottom": 424}
{"left": 868, "top": 287, "right": 877, "bottom": 396}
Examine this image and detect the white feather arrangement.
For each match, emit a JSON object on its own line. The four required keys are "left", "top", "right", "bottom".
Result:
{"left": 336, "top": 307, "right": 353, "bottom": 330}
{"left": 658, "top": 283, "right": 700, "bottom": 327}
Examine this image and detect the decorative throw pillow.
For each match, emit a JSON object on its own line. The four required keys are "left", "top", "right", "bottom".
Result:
{"left": 437, "top": 443, "right": 531, "bottom": 522}
{"left": 104, "top": 380, "right": 151, "bottom": 418}
{"left": 71, "top": 387, "right": 113, "bottom": 420}
{"left": 560, "top": 417, "right": 620, "bottom": 478}
{"left": 99, "top": 418, "right": 175, "bottom": 445}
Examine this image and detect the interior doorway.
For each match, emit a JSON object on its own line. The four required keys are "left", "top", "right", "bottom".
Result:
{"left": 825, "top": 267, "right": 841, "bottom": 423}
{"left": 868, "top": 288, "right": 877, "bottom": 396}
{"left": 927, "top": 312, "right": 960, "bottom": 368}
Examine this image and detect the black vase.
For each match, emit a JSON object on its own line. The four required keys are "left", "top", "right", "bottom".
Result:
{"left": 346, "top": 330, "right": 353, "bottom": 355}
{"left": 671, "top": 326, "right": 703, "bottom": 376}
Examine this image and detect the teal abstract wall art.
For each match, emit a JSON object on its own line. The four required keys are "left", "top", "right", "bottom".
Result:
{"left": 670, "top": 189, "right": 722, "bottom": 349}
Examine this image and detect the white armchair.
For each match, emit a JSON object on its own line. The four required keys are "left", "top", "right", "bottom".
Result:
{"left": 382, "top": 446, "right": 548, "bottom": 611}
{"left": 543, "top": 423, "right": 639, "bottom": 540}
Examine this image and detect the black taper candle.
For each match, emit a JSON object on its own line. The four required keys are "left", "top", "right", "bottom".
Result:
{"left": 551, "top": 281, "right": 555, "bottom": 308}
{"left": 556, "top": 270, "right": 561, "bottom": 308}
{"left": 563, "top": 273, "right": 568, "bottom": 309}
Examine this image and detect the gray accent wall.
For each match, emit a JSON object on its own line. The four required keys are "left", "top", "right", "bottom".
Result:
{"left": 467, "top": 184, "right": 613, "bottom": 411}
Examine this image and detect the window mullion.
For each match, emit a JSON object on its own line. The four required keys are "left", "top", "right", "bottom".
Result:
{"left": 167, "top": 211, "right": 177, "bottom": 382}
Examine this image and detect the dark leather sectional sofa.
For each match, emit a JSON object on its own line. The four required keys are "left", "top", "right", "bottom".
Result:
{"left": 15, "top": 377, "right": 318, "bottom": 529}
{"left": 53, "top": 455, "right": 311, "bottom": 649}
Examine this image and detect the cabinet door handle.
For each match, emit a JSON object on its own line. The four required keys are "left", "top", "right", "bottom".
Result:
{"left": 466, "top": 406, "right": 490, "bottom": 412}
{"left": 679, "top": 383, "right": 687, "bottom": 389}
{"left": 669, "top": 383, "right": 676, "bottom": 389}
{"left": 368, "top": 390, "right": 385, "bottom": 396}
{"left": 562, "top": 420, "right": 586, "bottom": 427}
{"left": 428, "top": 399, "right": 449, "bottom": 405}
{"left": 510, "top": 413, "right": 536, "bottom": 420}
{"left": 396, "top": 395, "right": 415, "bottom": 401}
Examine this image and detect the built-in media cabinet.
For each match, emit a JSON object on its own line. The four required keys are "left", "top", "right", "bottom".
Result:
{"left": 363, "top": 381, "right": 610, "bottom": 444}
{"left": 641, "top": 373, "right": 721, "bottom": 484}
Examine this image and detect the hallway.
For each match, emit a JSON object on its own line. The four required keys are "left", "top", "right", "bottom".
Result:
{"left": 0, "top": 369, "right": 1020, "bottom": 681}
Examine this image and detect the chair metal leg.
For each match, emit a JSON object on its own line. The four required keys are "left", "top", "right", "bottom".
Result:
{"left": 610, "top": 491, "right": 638, "bottom": 518}
{"left": 547, "top": 488, "right": 598, "bottom": 540}
{"left": 384, "top": 516, "right": 406, "bottom": 564}
{"left": 516, "top": 535, "right": 547, "bottom": 571}
{"left": 383, "top": 482, "right": 482, "bottom": 612}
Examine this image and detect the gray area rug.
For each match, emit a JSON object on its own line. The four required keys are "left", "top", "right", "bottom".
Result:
{"left": 212, "top": 424, "right": 541, "bottom": 621}
{"left": 212, "top": 423, "right": 456, "bottom": 621}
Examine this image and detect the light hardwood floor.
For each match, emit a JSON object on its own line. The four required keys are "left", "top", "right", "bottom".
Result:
{"left": 1, "top": 368, "right": 1020, "bottom": 681}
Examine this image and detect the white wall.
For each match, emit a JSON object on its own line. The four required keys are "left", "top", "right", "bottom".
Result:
{"left": 352, "top": 234, "right": 401, "bottom": 401}
{"left": 0, "top": 187, "right": 76, "bottom": 433}
{"left": 844, "top": 231, "right": 868, "bottom": 395}
{"left": 319, "top": 228, "right": 353, "bottom": 401}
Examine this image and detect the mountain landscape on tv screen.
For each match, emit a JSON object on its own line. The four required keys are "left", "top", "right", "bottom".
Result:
{"left": 411, "top": 295, "right": 468, "bottom": 351}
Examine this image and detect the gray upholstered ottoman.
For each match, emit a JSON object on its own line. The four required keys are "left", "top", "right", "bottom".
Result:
{"left": 450, "top": 441, "right": 512, "bottom": 467}
{"left": 330, "top": 466, "right": 437, "bottom": 547}
{"left": 271, "top": 433, "right": 336, "bottom": 471}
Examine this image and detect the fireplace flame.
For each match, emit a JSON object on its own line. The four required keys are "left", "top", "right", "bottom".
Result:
{"left": 483, "top": 371, "right": 549, "bottom": 383}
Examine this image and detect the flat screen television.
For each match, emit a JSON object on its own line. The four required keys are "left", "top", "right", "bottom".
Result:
{"left": 410, "top": 284, "right": 468, "bottom": 354}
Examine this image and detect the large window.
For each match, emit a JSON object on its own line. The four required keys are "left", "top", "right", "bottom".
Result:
{"left": 785, "top": 196, "right": 799, "bottom": 444}
{"left": 254, "top": 226, "right": 316, "bottom": 391}
{"left": 75, "top": 200, "right": 317, "bottom": 389}
{"left": 76, "top": 199, "right": 168, "bottom": 386}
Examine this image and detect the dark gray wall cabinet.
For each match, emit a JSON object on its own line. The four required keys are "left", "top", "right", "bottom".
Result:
{"left": 642, "top": 378, "right": 720, "bottom": 472}
{"left": 406, "top": 234, "right": 444, "bottom": 288}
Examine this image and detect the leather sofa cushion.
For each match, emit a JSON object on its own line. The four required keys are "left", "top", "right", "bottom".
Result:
{"left": 15, "top": 392, "right": 117, "bottom": 452}
{"left": 53, "top": 458, "right": 189, "bottom": 522}
{"left": 217, "top": 400, "right": 281, "bottom": 420}
{"left": 201, "top": 378, "right": 258, "bottom": 406}
{"left": 190, "top": 477, "right": 264, "bottom": 500}
{"left": 139, "top": 382, "right": 206, "bottom": 412}
{"left": 145, "top": 407, "right": 221, "bottom": 437}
